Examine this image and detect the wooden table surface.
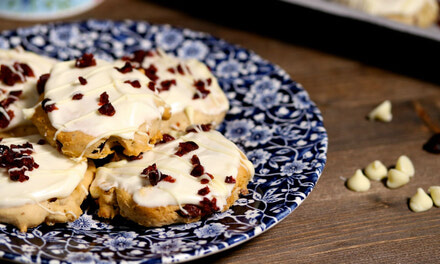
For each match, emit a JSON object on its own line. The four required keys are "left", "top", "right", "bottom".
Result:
{"left": 1, "top": 0, "right": 439, "bottom": 263}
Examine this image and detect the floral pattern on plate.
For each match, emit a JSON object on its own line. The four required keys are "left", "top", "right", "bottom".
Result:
{"left": 0, "top": 20, "right": 328, "bottom": 264}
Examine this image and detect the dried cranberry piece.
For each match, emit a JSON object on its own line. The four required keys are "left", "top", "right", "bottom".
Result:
{"left": 41, "top": 98, "right": 58, "bottom": 113}
{"left": 197, "top": 186, "right": 210, "bottom": 196}
{"left": 1, "top": 97, "right": 16, "bottom": 109}
{"left": 37, "top": 73, "right": 50, "bottom": 95}
{"left": 124, "top": 80, "right": 141, "bottom": 88}
{"left": 141, "top": 163, "right": 173, "bottom": 186}
{"left": 78, "top": 76, "right": 87, "bottom": 85}
{"left": 143, "top": 64, "right": 158, "bottom": 82}
{"left": 174, "top": 141, "right": 199, "bottom": 157}
{"left": 206, "top": 173, "right": 214, "bottom": 179}
{"left": 0, "top": 110, "right": 14, "bottom": 129}
{"left": 13, "top": 63, "right": 34, "bottom": 77}
{"left": 0, "top": 65, "right": 22, "bottom": 86}
{"left": 72, "top": 93, "right": 84, "bottom": 100}
{"left": 199, "top": 197, "right": 220, "bottom": 217}
{"left": 156, "top": 134, "right": 175, "bottom": 145}
{"left": 167, "top": 68, "right": 175, "bottom": 74}
{"left": 9, "top": 91, "right": 22, "bottom": 98}
{"left": 191, "top": 164, "right": 204, "bottom": 177}
{"left": 185, "top": 124, "right": 212, "bottom": 133}
{"left": 147, "top": 81, "right": 156, "bottom": 92}
{"left": 122, "top": 50, "right": 152, "bottom": 64}
{"left": 75, "top": 53, "right": 96, "bottom": 68}
{"left": 423, "top": 133, "right": 440, "bottom": 154}
{"left": 157, "top": 79, "right": 176, "bottom": 93}
{"left": 115, "top": 62, "right": 133, "bottom": 74}
{"left": 98, "top": 103, "right": 115, "bottom": 116}
{"left": 128, "top": 153, "right": 143, "bottom": 160}
{"left": 201, "top": 178, "right": 210, "bottom": 184}
{"left": 37, "top": 139, "right": 46, "bottom": 145}
{"left": 99, "top": 92, "right": 109, "bottom": 105}
{"left": 178, "top": 204, "right": 202, "bottom": 218}
{"left": 191, "top": 155, "right": 200, "bottom": 165}
{"left": 225, "top": 176, "right": 236, "bottom": 184}
{"left": 177, "top": 64, "right": 184, "bottom": 75}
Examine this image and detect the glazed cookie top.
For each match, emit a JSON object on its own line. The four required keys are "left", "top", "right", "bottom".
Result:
{"left": 28, "top": 54, "right": 170, "bottom": 140}
{"left": 91, "top": 129, "right": 254, "bottom": 215}
{"left": 0, "top": 48, "right": 56, "bottom": 131}
{"left": 0, "top": 135, "right": 88, "bottom": 208}
{"left": 120, "top": 49, "right": 229, "bottom": 124}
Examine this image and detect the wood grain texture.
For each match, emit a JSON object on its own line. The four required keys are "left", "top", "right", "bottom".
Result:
{"left": 1, "top": 0, "right": 439, "bottom": 263}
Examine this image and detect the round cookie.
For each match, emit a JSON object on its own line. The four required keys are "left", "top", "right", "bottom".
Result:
{"left": 0, "top": 48, "right": 56, "bottom": 136}
{"left": 90, "top": 128, "right": 254, "bottom": 227}
{"left": 0, "top": 135, "right": 93, "bottom": 232}
{"left": 26, "top": 54, "right": 171, "bottom": 159}
{"left": 120, "top": 49, "right": 229, "bottom": 132}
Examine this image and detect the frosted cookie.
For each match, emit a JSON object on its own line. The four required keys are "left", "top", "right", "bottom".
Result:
{"left": 332, "top": 0, "right": 439, "bottom": 28}
{"left": 119, "top": 49, "right": 229, "bottom": 132}
{"left": 0, "top": 48, "right": 56, "bottom": 136}
{"left": 90, "top": 127, "right": 254, "bottom": 227}
{"left": 26, "top": 54, "right": 171, "bottom": 159}
{"left": 0, "top": 135, "right": 93, "bottom": 232}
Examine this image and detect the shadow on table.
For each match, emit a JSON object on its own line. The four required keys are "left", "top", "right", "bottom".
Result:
{"left": 149, "top": 0, "right": 440, "bottom": 85}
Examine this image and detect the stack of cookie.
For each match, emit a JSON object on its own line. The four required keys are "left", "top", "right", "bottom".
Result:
{"left": 0, "top": 47, "right": 254, "bottom": 232}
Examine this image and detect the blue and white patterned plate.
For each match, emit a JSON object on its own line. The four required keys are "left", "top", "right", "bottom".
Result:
{"left": 0, "top": 20, "right": 327, "bottom": 263}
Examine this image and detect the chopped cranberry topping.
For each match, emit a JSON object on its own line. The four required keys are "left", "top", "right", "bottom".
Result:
{"left": 9, "top": 91, "right": 22, "bottom": 98}
{"left": 37, "top": 139, "right": 46, "bottom": 145}
{"left": 72, "top": 93, "right": 84, "bottom": 100}
{"left": 141, "top": 163, "right": 174, "bottom": 186}
{"left": 198, "top": 186, "right": 210, "bottom": 196}
{"left": 199, "top": 197, "right": 220, "bottom": 217}
{"left": 0, "top": 142, "right": 39, "bottom": 182}
{"left": 115, "top": 62, "right": 133, "bottom": 74}
{"left": 99, "top": 92, "right": 109, "bottom": 105}
{"left": 78, "top": 76, "right": 87, "bottom": 85}
{"left": 225, "top": 176, "right": 236, "bottom": 184}
{"left": 206, "top": 173, "right": 214, "bottom": 179}
{"left": 185, "top": 124, "right": 212, "bottom": 133}
{"left": 13, "top": 62, "right": 34, "bottom": 77}
{"left": 124, "top": 80, "right": 141, "bottom": 88}
{"left": 191, "top": 164, "right": 204, "bottom": 177}
{"left": 0, "top": 65, "right": 22, "bottom": 86}
{"left": 121, "top": 50, "right": 153, "bottom": 65}
{"left": 143, "top": 64, "right": 158, "bottom": 82}
{"left": 167, "top": 68, "right": 175, "bottom": 74}
{"left": 157, "top": 79, "right": 176, "bottom": 93}
{"left": 201, "top": 178, "right": 210, "bottom": 184}
{"left": 41, "top": 98, "right": 58, "bottom": 113}
{"left": 156, "top": 134, "right": 175, "bottom": 145}
{"left": 193, "top": 79, "right": 211, "bottom": 99}
{"left": 37, "top": 73, "right": 50, "bottom": 95}
{"left": 174, "top": 141, "right": 199, "bottom": 157}
{"left": 75, "top": 53, "right": 96, "bottom": 68}
{"left": 98, "top": 103, "right": 115, "bottom": 116}
{"left": 147, "top": 81, "right": 156, "bottom": 92}
{"left": 178, "top": 204, "right": 202, "bottom": 218}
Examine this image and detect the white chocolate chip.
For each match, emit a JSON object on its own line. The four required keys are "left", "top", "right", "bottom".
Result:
{"left": 428, "top": 186, "right": 440, "bottom": 207}
{"left": 409, "top": 188, "right": 433, "bottom": 212}
{"left": 386, "top": 169, "right": 410, "bottom": 189}
{"left": 346, "top": 169, "right": 371, "bottom": 192}
{"left": 395, "top": 155, "right": 415, "bottom": 177}
{"left": 368, "top": 100, "right": 392, "bottom": 122}
{"left": 364, "top": 160, "right": 387, "bottom": 181}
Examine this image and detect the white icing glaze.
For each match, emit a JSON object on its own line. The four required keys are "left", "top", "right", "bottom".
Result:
{"left": 92, "top": 130, "right": 254, "bottom": 210}
{"left": 0, "top": 48, "right": 56, "bottom": 131}
{"left": 335, "top": 0, "right": 435, "bottom": 17}
{"left": 39, "top": 58, "right": 169, "bottom": 140}
{"left": 117, "top": 49, "right": 229, "bottom": 120}
{"left": 0, "top": 135, "right": 88, "bottom": 208}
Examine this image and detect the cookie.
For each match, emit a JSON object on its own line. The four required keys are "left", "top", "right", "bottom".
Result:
{"left": 120, "top": 49, "right": 229, "bottom": 132}
{"left": 90, "top": 128, "right": 254, "bottom": 227}
{"left": 0, "top": 47, "right": 56, "bottom": 135}
{"left": 26, "top": 54, "right": 171, "bottom": 159}
{"left": 0, "top": 135, "right": 93, "bottom": 232}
